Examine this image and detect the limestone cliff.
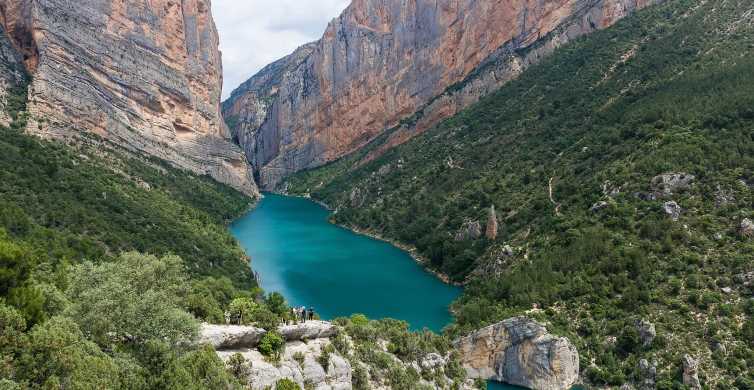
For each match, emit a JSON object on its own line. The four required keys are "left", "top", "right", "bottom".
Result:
{"left": 454, "top": 317, "right": 579, "bottom": 390}
{"left": 224, "top": 0, "right": 660, "bottom": 190}
{"left": 0, "top": 0, "right": 258, "bottom": 196}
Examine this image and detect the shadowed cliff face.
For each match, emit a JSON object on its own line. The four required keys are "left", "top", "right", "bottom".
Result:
{"left": 0, "top": 23, "right": 26, "bottom": 126}
{"left": 224, "top": 0, "right": 659, "bottom": 190}
{"left": 0, "top": 0, "right": 259, "bottom": 197}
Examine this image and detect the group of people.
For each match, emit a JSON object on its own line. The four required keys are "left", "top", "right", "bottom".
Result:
{"left": 291, "top": 306, "right": 315, "bottom": 324}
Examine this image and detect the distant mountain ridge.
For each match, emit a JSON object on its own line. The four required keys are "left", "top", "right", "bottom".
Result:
{"left": 224, "top": 0, "right": 660, "bottom": 190}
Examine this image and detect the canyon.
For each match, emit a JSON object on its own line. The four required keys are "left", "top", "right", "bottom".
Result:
{"left": 0, "top": 0, "right": 258, "bottom": 196}
{"left": 224, "top": 0, "right": 660, "bottom": 190}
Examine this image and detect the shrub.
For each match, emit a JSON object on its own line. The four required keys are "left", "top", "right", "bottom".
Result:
{"left": 275, "top": 378, "right": 301, "bottom": 390}
{"left": 259, "top": 331, "right": 285, "bottom": 360}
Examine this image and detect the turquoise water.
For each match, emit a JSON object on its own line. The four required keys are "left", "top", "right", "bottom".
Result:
{"left": 487, "top": 381, "right": 527, "bottom": 390}
{"left": 230, "top": 194, "right": 461, "bottom": 331}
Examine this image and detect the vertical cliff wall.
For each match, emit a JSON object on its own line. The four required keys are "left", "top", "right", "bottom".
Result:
{"left": 0, "top": 0, "right": 258, "bottom": 196}
{"left": 224, "top": 0, "right": 659, "bottom": 190}
{"left": 0, "top": 23, "right": 27, "bottom": 126}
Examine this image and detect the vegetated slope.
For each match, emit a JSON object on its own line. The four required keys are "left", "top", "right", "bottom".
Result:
{"left": 288, "top": 0, "right": 754, "bottom": 387}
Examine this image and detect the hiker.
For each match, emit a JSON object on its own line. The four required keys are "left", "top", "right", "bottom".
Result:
{"left": 224, "top": 311, "right": 230, "bottom": 325}
{"left": 299, "top": 306, "right": 306, "bottom": 323}
{"left": 308, "top": 307, "right": 314, "bottom": 321}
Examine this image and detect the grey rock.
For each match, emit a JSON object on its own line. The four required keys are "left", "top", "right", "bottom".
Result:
{"left": 279, "top": 321, "right": 338, "bottom": 342}
{"left": 455, "top": 220, "right": 482, "bottom": 241}
{"left": 682, "top": 354, "right": 702, "bottom": 390}
{"left": 634, "top": 192, "right": 657, "bottom": 201}
{"left": 714, "top": 185, "right": 735, "bottom": 207}
{"left": 721, "top": 287, "right": 733, "bottom": 294}
{"left": 454, "top": 317, "right": 579, "bottom": 390}
{"left": 739, "top": 218, "right": 754, "bottom": 238}
{"left": 638, "top": 359, "right": 657, "bottom": 390}
{"left": 734, "top": 271, "right": 754, "bottom": 286}
{"left": 349, "top": 187, "right": 365, "bottom": 208}
{"left": 663, "top": 201, "right": 682, "bottom": 221}
{"left": 217, "top": 338, "right": 351, "bottom": 390}
{"left": 199, "top": 321, "right": 336, "bottom": 350}
{"left": 635, "top": 319, "right": 656, "bottom": 348}
{"left": 199, "top": 323, "right": 266, "bottom": 350}
{"left": 651, "top": 173, "right": 695, "bottom": 195}
{"left": 591, "top": 201, "right": 610, "bottom": 212}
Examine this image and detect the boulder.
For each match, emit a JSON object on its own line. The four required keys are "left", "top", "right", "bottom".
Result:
{"left": 455, "top": 220, "right": 482, "bottom": 241}
{"left": 454, "top": 317, "right": 579, "bottom": 390}
{"left": 651, "top": 173, "right": 695, "bottom": 195}
{"left": 682, "top": 354, "right": 702, "bottom": 390}
{"left": 663, "top": 201, "right": 682, "bottom": 221}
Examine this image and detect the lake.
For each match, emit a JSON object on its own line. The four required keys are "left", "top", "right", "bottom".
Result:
{"left": 231, "top": 193, "right": 461, "bottom": 331}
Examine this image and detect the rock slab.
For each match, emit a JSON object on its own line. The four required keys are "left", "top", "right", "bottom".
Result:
{"left": 454, "top": 317, "right": 579, "bottom": 390}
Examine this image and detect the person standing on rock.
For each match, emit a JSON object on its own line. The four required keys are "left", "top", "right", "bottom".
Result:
{"left": 308, "top": 307, "right": 314, "bottom": 321}
{"left": 300, "top": 306, "right": 307, "bottom": 322}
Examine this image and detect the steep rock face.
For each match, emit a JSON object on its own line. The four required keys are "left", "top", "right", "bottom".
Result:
{"left": 454, "top": 317, "right": 579, "bottom": 390}
{"left": 0, "top": 23, "right": 26, "bottom": 126}
{"left": 0, "top": 0, "right": 258, "bottom": 196}
{"left": 224, "top": 0, "right": 660, "bottom": 189}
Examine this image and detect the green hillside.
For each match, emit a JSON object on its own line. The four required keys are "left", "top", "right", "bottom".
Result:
{"left": 0, "top": 84, "right": 262, "bottom": 388}
{"left": 288, "top": 0, "right": 754, "bottom": 387}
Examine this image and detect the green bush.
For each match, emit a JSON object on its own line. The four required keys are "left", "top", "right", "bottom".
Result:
{"left": 259, "top": 331, "right": 285, "bottom": 360}
{"left": 275, "top": 378, "right": 301, "bottom": 390}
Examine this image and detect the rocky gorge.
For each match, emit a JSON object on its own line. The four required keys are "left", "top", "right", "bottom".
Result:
{"left": 0, "top": 0, "right": 258, "bottom": 196}
{"left": 224, "top": 0, "right": 661, "bottom": 190}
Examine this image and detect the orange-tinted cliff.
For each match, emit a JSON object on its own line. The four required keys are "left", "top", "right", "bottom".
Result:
{"left": 0, "top": 0, "right": 258, "bottom": 196}
{"left": 224, "top": 0, "right": 659, "bottom": 190}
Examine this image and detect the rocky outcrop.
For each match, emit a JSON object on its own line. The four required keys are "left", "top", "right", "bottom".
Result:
{"left": 454, "top": 317, "right": 579, "bottom": 390}
{"left": 663, "top": 201, "right": 682, "bottom": 221}
{"left": 635, "top": 319, "right": 656, "bottom": 348}
{"left": 217, "top": 338, "right": 352, "bottom": 390}
{"left": 651, "top": 172, "right": 695, "bottom": 196}
{"left": 0, "top": 23, "right": 26, "bottom": 126}
{"left": 199, "top": 321, "right": 337, "bottom": 350}
{"left": 682, "top": 354, "right": 702, "bottom": 390}
{"left": 486, "top": 206, "right": 499, "bottom": 240}
{"left": 455, "top": 220, "right": 482, "bottom": 241}
{"left": 0, "top": 0, "right": 258, "bottom": 196}
{"left": 739, "top": 218, "right": 754, "bottom": 238}
{"left": 224, "top": 0, "right": 662, "bottom": 189}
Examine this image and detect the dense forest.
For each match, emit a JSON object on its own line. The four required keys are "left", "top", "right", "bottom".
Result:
{"left": 288, "top": 0, "right": 754, "bottom": 388}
